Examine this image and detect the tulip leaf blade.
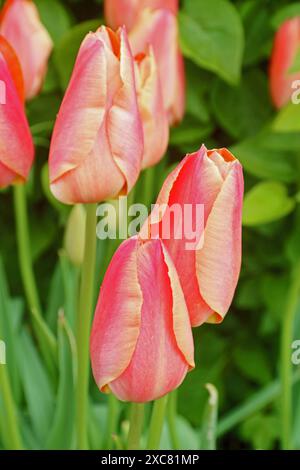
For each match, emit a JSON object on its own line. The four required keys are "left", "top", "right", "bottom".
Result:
{"left": 200, "top": 384, "right": 218, "bottom": 450}
{"left": 179, "top": 0, "right": 244, "bottom": 85}
{"left": 243, "top": 181, "right": 296, "bottom": 226}
{"left": 46, "top": 312, "right": 76, "bottom": 449}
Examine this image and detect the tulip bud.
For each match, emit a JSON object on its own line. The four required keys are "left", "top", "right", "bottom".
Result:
{"left": 141, "top": 146, "right": 244, "bottom": 327}
{"left": 105, "top": 0, "right": 179, "bottom": 31}
{"left": 0, "top": 0, "right": 53, "bottom": 99}
{"left": 269, "top": 17, "right": 300, "bottom": 108}
{"left": 49, "top": 26, "right": 144, "bottom": 205}
{"left": 129, "top": 8, "right": 185, "bottom": 125}
{"left": 0, "top": 35, "right": 34, "bottom": 188}
{"left": 90, "top": 236, "right": 194, "bottom": 403}
{"left": 134, "top": 48, "right": 169, "bottom": 169}
{"left": 64, "top": 205, "right": 86, "bottom": 266}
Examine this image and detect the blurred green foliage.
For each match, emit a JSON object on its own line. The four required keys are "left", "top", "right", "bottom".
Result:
{"left": 1, "top": 0, "right": 300, "bottom": 450}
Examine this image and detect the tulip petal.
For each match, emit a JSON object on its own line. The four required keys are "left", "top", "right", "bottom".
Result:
{"left": 269, "top": 17, "right": 300, "bottom": 109}
{"left": 196, "top": 161, "right": 244, "bottom": 322}
{"left": 49, "top": 33, "right": 111, "bottom": 184}
{"left": 0, "top": 54, "right": 34, "bottom": 187}
{"left": 129, "top": 8, "right": 185, "bottom": 124}
{"left": 0, "top": 0, "right": 53, "bottom": 99}
{"left": 141, "top": 146, "right": 225, "bottom": 326}
{"left": 108, "top": 27, "right": 144, "bottom": 193}
{"left": 161, "top": 243, "right": 194, "bottom": 369}
{"left": 109, "top": 238, "right": 193, "bottom": 402}
{"left": 135, "top": 48, "right": 169, "bottom": 169}
{"left": 90, "top": 237, "right": 143, "bottom": 393}
{"left": 105, "top": 0, "right": 179, "bottom": 31}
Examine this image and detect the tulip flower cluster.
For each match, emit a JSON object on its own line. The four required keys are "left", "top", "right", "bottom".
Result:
{"left": 0, "top": 0, "right": 244, "bottom": 409}
{"left": 91, "top": 146, "right": 244, "bottom": 402}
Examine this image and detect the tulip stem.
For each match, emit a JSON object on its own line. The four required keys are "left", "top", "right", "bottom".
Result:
{"left": 167, "top": 391, "right": 180, "bottom": 449}
{"left": 0, "top": 364, "right": 23, "bottom": 449}
{"left": 127, "top": 403, "right": 145, "bottom": 450}
{"left": 146, "top": 395, "right": 168, "bottom": 450}
{"left": 76, "top": 203, "right": 97, "bottom": 450}
{"left": 280, "top": 259, "right": 300, "bottom": 450}
{"left": 13, "top": 184, "right": 57, "bottom": 372}
{"left": 13, "top": 184, "right": 42, "bottom": 318}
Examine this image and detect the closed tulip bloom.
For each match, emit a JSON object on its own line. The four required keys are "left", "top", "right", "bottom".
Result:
{"left": 0, "top": 36, "right": 34, "bottom": 188}
{"left": 129, "top": 8, "right": 185, "bottom": 125}
{"left": 105, "top": 0, "right": 178, "bottom": 31}
{"left": 90, "top": 236, "right": 194, "bottom": 403}
{"left": 0, "top": 0, "right": 53, "bottom": 99}
{"left": 270, "top": 17, "right": 300, "bottom": 108}
{"left": 134, "top": 48, "right": 169, "bottom": 168}
{"left": 141, "top": 146, "right": 244, "bottom": 327}
{"left": 49, "top": 26, "right": 144, "bottom": 205}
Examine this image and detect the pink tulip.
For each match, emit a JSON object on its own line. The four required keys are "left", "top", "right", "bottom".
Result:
{"left": 105, "top": 0, "right": 179, "bottom": 31}
{"left": 134, "top": 48, "right": 169, "bottom": 168}
{"left": 49, "top": 26, "right": 144, "bottom": 205}
{"left": 0, "top": 0, "right": 53, "bottom": 99}
{"left": 129, "top": 8, "right": 185, "bottom": 125}
{"left": 90, "top": 236, "right": 194, "bottom": 403}
{"left": 0, "top": 35, "right": 34, "bottom": 188}
{"left": 269, "top": 17, "right": 300, "bottom": 108}
{"left": 141, "top": 146, "right": 244, "bottom": 327}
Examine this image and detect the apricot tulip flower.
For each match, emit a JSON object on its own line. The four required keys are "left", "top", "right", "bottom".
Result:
{"left": 0, "top": 0, "right": 53, "bottom": 99}
{"left": 90, "top": 236, "right": 194, "bottom": 403}
{"left": 141, "top": 146, "right": 244, "bottom": 327}
{"left": 49, "top": 26, "right": 144, "bottom": 205}
{"left": 105, "top": 0, "right": 178, "bottom": 31}
{"left": 270, "top": 17, "right": 300, "bottom": 108}
{"left": 134, "top": 48, "right": 169, "bottom": 168}
{"left": 129, "top": 8, "right": 185, "bottom": 125}
{"left": 0, "top": 35, "right": 34, "bottom": 188}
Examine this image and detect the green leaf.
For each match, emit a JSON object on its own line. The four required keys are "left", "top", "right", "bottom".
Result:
{"left": 231, "top": 137, "right": 297, "bottom": 183}
{"left": 271, "top": 3, "right": 300, "bottom": 30}
{"left": 211, "top": 69, "right": 272, "bottom": 139}
{"left": 17, "top": 330, "right": 55, "bottom": 444}
{"left": 240, "top": 413, "right": 279, "bottom": 449}
{"left": 185, "top": 61, "right": 211, "bottom": 122}
{"left": 179, "top": 0, "right": 244, "bottom": 85}
{"left": 160, "top": 416, "right": 199, "bottom": 450}
{"left": 200, "top": 384, "right": 218, "bottom": 450}
{"left": 239, "top": 0, "right": 272, "bottom": 66}
{"left": 35, "top": 0, "right": 73, "bottom": 43}
{"left": 46, "top": 313, "right": 76, "bottom": 449}
{"left": 54, "top": 19, "right": 101, "bottom": 90}
{"left": 233, "top": 346, "right": 272, "bottom": 385}
{"left": 243, "top": 181, "right": 296, "bottom": 226}
{"left": 0, "top": 259, "right": 22, "bottom": 403}
{"left": 272, "top": 103, "right": 300, "bottom": 133}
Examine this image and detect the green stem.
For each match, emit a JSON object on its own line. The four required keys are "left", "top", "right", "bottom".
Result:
{"left": 127, "top": 403, "right": 145, "bottom": 450}
{"left": 13, "top": 184, "right": 42, "bottom": 318}
{"left": 167, "top": 391, "right": 180, "bottom": 449}
{"left": 76, "top": 203, "right": 97, "bottom": 450}
{"left": 0, "top": 366, "right": 23, "bottom": 449}
{"left": 146, "top": 395, "right": 168, "bottom": 450}
{"left": 13, "top": 184, "right": 56, "bottom": 372}
{"left": 104, "top": 394, "right": 120, "bottom": 449}
{"left": 280, "top": 260, "right": 300, "bottom": 450}
{"left": 218, "top": 368, "right": 300, "bottom": 437}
